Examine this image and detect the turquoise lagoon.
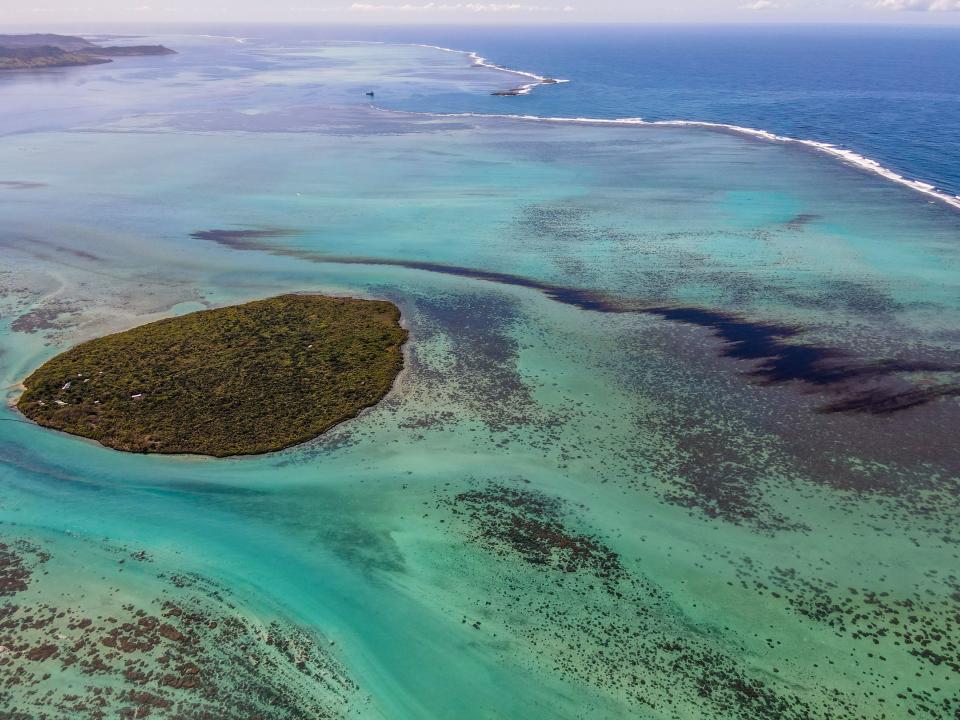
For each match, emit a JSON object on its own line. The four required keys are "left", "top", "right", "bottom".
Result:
{"left": 1, "top": 34, "right": 959, "bottom": 719}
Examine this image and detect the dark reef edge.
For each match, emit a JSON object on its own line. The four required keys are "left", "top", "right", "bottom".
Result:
{"left": 192, "top": 228, "right": 960, "bottom": 416}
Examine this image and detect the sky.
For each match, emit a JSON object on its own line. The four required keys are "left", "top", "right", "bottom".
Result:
{"left": 6, "top": 0, "right": 960, "bottom": 26}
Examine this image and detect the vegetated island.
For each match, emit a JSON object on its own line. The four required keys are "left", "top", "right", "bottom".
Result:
{"left": 16, "top": 295, "right": 407, "bottom": 457}
{"left": 0, "top": 34, "right": 175, "bottom": 70}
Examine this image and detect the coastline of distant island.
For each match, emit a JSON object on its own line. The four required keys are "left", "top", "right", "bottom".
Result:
{"left": 0, "top": 33, "right": 175, "bottom": 70}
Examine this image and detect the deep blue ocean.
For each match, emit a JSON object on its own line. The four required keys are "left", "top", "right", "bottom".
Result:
{"left": 194, "top": 23, "right": 960, "bottom": 198}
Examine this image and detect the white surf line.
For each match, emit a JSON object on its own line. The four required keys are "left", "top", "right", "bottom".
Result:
{"left": 656, "top": 119, "right": 960, "bottom": 211}
{"left": 409, "top": 43, "right": 569, "bottom": 95}
{"left": 255, "top": 36, "right": 960, "bottom": 210}
{"left": 193, "top": 34, "right": 251, "bottom": 43}
{"left": 153, "top": 33, "right": 254, "bottom": 44}
{"left": 397, "top": 43, "right": 960, "bottom": 209}
{"left": 281, "top": 39, "right": 566, "bottom": 95}
{"left": 386, "top": 106, "right": 960, "bottom": 212}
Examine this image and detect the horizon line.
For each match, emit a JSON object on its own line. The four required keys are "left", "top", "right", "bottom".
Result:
{"left": 5, "top": 20, "right": 960, "bottom": 28}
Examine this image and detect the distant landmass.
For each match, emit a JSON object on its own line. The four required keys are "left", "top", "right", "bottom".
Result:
{"left": 0, "top": 33, "right": 175, "bottom": 70}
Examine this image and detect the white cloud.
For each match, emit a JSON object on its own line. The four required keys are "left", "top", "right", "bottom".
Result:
{"left": 739, "top": 0, "right": 781, "bottom": 9}
{"left": 872, "top": 0, "right": 960, "bottom": 9}
{"left": 348, "top": 2, "right": 573, "bottom": 11}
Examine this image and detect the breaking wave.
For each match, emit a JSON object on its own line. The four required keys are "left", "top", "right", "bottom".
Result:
{"left": 404, "top": 45, "right": 960, "bottom": 211}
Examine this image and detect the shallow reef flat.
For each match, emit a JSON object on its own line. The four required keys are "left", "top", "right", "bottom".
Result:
{"left": 1, "top": 36, "right": 958, "bottom": 720}
{"left": 0, "top": 531, "right": 366, "bottom": 719}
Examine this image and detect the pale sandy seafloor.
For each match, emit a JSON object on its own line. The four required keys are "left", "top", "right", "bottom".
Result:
{"left": 1, "top": 35, "right": 959, "bottom": 720}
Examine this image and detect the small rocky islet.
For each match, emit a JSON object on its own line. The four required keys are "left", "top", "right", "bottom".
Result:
{"left": 16, "top": 294, "right": 407, "bottom": 456}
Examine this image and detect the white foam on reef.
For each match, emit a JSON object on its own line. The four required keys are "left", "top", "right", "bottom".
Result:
{"left": 385, "top": 43, "right": 959, "bottom": 210}
{"left": 659, "top": 119, "right": 960, "bottom": 211}
{"left": 410, "top": 43, "right": 570, "bottom": 95}
{"left": 194, "top": 34, "right": 250, "bottom": 43}
{"left": 403, "top": 107, "right": 960, "bottom": 211}
{"left": 308, "top": 40, "right": 567, "bottom": 95}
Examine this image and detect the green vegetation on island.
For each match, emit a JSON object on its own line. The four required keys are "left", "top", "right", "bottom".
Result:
{"left": 0, "top": 34, "right": 175, "bottom": 70}
{"left": 17, "top": 295, "right": 407, "bottom": 456}
{"left": 0, "top": 46, "right": 110, "bottom": 70}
